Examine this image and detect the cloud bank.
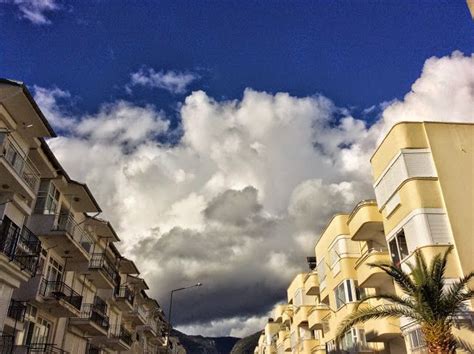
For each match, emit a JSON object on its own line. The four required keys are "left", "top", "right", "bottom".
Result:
{"left": 37, "top": 51, "right": 473, "bottom": 336}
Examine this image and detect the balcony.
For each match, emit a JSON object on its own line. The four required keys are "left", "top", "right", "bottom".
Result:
{"left": 87, "top": 253, "right": 119, "bottom": 289}
{"left": 138, "top": 318, "right": 159, "bottom": 337}
{"left": 307, "top": 304, "right": 331, "bottom": 330}
{"left": 348, "top": 200, "right": 384, "bottom": 242}
{"left": 304, "top": 273, "right": 319, "bottom": 295}
{"left": 38, "top": 279, "right": 83, "bottom": 317}
{"left": 0, "top": 333, "right": 14, "bottom": 354}
{"left": 114, "top": 286, "right": 135, "bottom": 310}
{"left": 281, "top": 307, "right": 293, "bottom": 326}
{"left": 298, "top": 338, "right": 320, "bottom": 353}
{"left": 16, "top": 343, "right": 68, "bottom": 353}
{"left": 7, "top": 299, "right": 27, "bottom": 322}
{"left": 0, "top": 216, "right": 41, "bottom": 277}
{"left": 355, "top": 249, "right": 391, "bottom": 288}
{"left": 365, "top": 316, "right": 401, "bottom": 342}
{"left": 101, "top": 324, "right": 133, "bottom": 350}
{"left": 278, "top": 332, "right": 291, "bottom": 352}
{"left": 70, "top": 303, "right": 110, "bottom": 336}
{"left": 28, "top": 212, "right": 93, "bottom": 267}
{"left": 123, "top": 304, "right": 147, "bottom": 326}
{"left": 292, "top": 306, "right": 311, "bottom": 327}
{"left": 0, "top": 132, "right": 40, "bottom": 199}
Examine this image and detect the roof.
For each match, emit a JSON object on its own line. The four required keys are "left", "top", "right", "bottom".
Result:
{"left": 0, "top": 78, "right": 57, "bottom": 137}
{"left": 40, "top": 138, "right": 102, "bottom": 212}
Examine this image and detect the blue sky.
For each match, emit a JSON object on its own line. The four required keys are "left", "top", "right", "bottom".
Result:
{"left": 1, "top": 1, "right": 473, "bottom": 336}
{"left": 1, "top": 1, "right": 472, "bottom": 119}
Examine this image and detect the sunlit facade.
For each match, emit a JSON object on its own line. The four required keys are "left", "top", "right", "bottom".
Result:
{"left": 254, "top": 121, "right": 474, "bottom": 354}
{"left": 0, "top": 79, "right": 184, "bottom": 353}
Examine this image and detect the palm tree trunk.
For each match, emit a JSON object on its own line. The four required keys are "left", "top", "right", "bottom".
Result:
{"left": 422, "top": 323, "right": 457, "bottom": 354}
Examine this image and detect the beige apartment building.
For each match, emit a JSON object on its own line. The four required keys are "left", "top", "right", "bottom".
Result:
{"left": 255, "top": 121, "right": 474, "bottom": 354}
{"left": 0, "top": 78, "right": 184, "bottom": 353}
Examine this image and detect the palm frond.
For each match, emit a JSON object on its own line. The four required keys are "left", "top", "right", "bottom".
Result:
{"left": 336, "top": 305, "right": 421, "bottom": 340}
{"left": 356, "top": 293, "right": 417, "bottom": 311}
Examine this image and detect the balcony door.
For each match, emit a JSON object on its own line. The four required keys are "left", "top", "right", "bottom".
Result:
{"left": 45, "top": 256, "right": 63, "bottom": 282}
{"left": 24, "top": 316, "right": 52, "bottom": 347}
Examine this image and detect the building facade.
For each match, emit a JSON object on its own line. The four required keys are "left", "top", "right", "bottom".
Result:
{"left": 0, "top": 79, "right": 185, "bottom": 353}
{"left": 254, "top": 121, "right": 474, "bottom": 354}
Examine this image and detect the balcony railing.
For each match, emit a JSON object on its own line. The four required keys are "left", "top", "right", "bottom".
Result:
{"left": 0, "top": 333, "right": 14, "bottom": 353}
{"left": 25, "top": 343, "right": 68, "bottom": 353}
{"left": 39, "top": 279, "right": 83, "bottom": 310}
{"left": 87, "top": 344, "right": 104, "bottom": 354}
{"left": 7, "top": 300, "right": 27, "bottom": 322}
{"left": 79, "top": 304, "right": 110, "bottom": 330}
{"left": 93, "top": 296, "right": 108, "bottom": 316}
{"left": 109, "top": 324, "right": 133, "bottom": 346}
{"left": 0, "top": 132, "right": 40, "bottom": 192}
{"left": 0, "top": 216, "right": 41, "bottom": 276}
{"left": 115, "top": 286, "right": 134, "bottom": 305}
{"left": 89, "top": 253, "right": 118, "bottom": 285}
{"left": 54, "top": 213, "right": 93, "bottom": 253}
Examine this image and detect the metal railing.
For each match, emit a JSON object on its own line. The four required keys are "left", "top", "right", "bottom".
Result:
{"left": 109, "top": 324, "right": 133, "bottom": 346}
{"left": 89, "top": 253, "right": 118, "bottom": 285}
{"left": 0, "top": 333, "right": 14, "bottom": 354}
{"left": 7, "top": 300, "right": 27, "bottom": 322}
{"left": 54, "top": 213, "right": 93, "bottom": 253}
{"left": 114, "top": 286, "right": 134, "bottom": 305}
{"left": 79, "top": 304, "right": 109, "bottom": 330}
{"left": 0, "top": 132, "right": 40, "bottom": 192}
{"left": 25, "top": 343, "right": 68, "bottom": 353}
{"left": 39, "top": 279, "right": 83, "bottom": 310}
{"left": 0, "top": 216, "right": 41, "bottom": 276}
{"left": 93, "top": 296, "right": 108, "bottom": 316}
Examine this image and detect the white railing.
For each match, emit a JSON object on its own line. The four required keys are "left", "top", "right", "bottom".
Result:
{"left": 55, "top": 213, "right": 94, "bottom": 253}
{"left": 0, "top": 132, "right": 40, "bottom": 192}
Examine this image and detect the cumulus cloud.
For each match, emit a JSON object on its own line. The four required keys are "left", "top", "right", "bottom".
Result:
{"left": 3, "top": 0, "right": 61, "bottom": 25}
{"left": 35, "top": 51, "right": 474, "bottom": 336}
{"left": 128, "top": 67, "right": 199, "bottom": 94}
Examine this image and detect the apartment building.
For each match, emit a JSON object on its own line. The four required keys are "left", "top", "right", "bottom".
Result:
{"left": 254, "top": 121, "right": 473, "bottom": 354}
{"left": 0, "top": 78, "right": 175, "bottom": 353}
{"left": 370, "top": 121, "right": 474, "bottom": 352}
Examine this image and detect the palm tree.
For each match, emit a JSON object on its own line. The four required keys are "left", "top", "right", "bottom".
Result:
{"left": 336, "top": 246, "right": 473, "bottom": 353}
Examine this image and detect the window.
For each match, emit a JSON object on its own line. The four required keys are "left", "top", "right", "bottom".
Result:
{"left": 334, "top": 280, "right": 363, "bottom": 309}
{"left": 317, "top": 259, "right": 326, "bottom": 281}
{"left": 341, "top": 329, "right": 368, "bottom": 352}
{"left": 407, "top": 328, "right": 426, "bottom": 350}
{"left": 294, "top": 288, "right": 304, "bottom": 307}
{"left": 388, "top": 230, "right": 409, "bottom": 266}
{"left": 34, "top": 180, "right": 60, "bottom": 215}
{"left": 335, "top": 282, "right": 346, "bottom": 309}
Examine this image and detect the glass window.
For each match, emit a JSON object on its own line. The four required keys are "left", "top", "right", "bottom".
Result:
{"left": 397, "top": 231, "right": 409, "bottom": 259}
{"left": 346, "top": 280, "right": 353, "bottom": 302}
{"left": 334, "top": 282, "right": 346, "bottom": 309}
{"left": 389, "top": 229, "right": 409, "bottom": 266}
{"left": 34, "top": 180, "right": 60, "bottom": 215}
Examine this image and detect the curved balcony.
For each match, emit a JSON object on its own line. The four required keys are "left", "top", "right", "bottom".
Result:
{"left": 304, "top": 273, "right": 319, "bottom": 295}
{"left": 308, "top": 304, "right": 331, "bottom": 330}
{"left": 276, "top": 331, "right": 291, "bottom": 352}
{"left": 293, "top": 306, "right": 312, "bottom": 327}
{"left": 299, "top": 338, "right": 320, "bottom": 353}
{"left": 281, "top": 307, "right": 293, "bottom": 326}
{"left": 365, "top": 316, "right": 401, "bottom": 342}
{"left": 355, "top": 249, "right": 391, "bottom": 288}
{"left": 348, "top": 201, "right": 384, "bottom": 242}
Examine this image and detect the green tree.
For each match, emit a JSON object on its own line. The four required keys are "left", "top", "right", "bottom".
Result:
{"left": 336, "top": 246, "right": 473, "bottom": 353}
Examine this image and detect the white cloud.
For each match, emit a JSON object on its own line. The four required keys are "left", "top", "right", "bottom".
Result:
{"left": 34, "top": 51, "right": 474, "bottom": 337}
{"left": 128, "top": 67, "right": 199, "bottom": 94}
{"left": 4, "top": 0, "right": 61, "bottom": 25}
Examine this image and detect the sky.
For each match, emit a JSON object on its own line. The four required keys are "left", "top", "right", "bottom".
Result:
{"left": 1, "top": 0, "right": 474, "bottom": 337}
